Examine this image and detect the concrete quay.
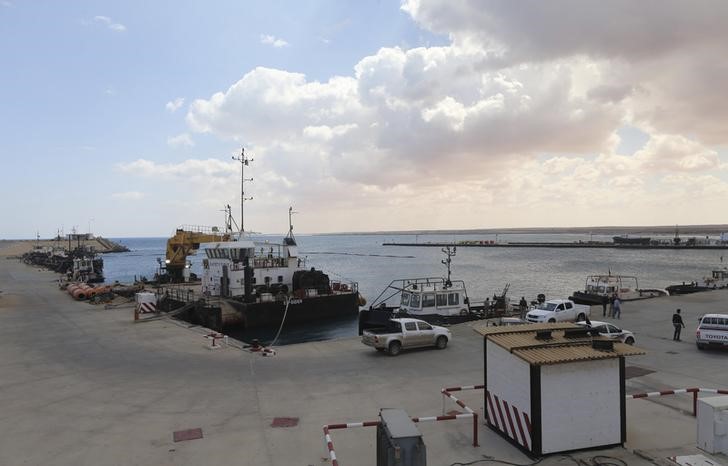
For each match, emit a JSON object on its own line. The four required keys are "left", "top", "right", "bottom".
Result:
{"left": 1, "top": 252, "right": 727, "bottom": 465}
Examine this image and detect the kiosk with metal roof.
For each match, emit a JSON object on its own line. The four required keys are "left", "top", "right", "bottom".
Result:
{"left": 474, "top": 323, "right": 645, "bottom": 457}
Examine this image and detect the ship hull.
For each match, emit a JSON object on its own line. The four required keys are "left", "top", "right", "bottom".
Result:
{"left": 184, "top": 293, "right": 359, "bottom": 331}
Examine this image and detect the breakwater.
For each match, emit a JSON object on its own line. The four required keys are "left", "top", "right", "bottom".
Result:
{"left": 382, "top": 241, "right": 728, "bottom": 250}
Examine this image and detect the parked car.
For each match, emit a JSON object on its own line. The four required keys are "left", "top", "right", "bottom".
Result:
{"left": 361, "top": 318, "right": 451, "bottom": 356}
{"left": 696, "top": 314, "right": 728, "bottom": 350}
{"left": 576, "top": 320, "right": 636, "bottom": 345}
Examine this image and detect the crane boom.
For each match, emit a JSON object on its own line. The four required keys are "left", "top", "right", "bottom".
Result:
{"left": 163, "top": 226, "right": 231, "bottom": 280}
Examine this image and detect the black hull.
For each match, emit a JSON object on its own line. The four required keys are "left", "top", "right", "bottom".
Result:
{"left": 182, "top": 293, "right": 359, "bottom": 331}
{"left": 358, "top": 307, "right": 483, "bottom": 334}
{"left": 570, "top": 292, "right": 607, "bottom": 306}
{"left": 665, "top": 284, "right": 714, "bottom": 295}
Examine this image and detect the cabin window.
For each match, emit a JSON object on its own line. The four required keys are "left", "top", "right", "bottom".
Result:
{"left": 556, "top": 304, "right": 565, "bottom": 311}
{"left": 422, "top": 294, "right": 435, "bottom": 308}
{"left": 436, "top": 293, "right": 448, "bottom": 307}
{"left": 565, "top": 302, "right": 573, "bottom": 309}
{"left": 277, "top": 275, "right": 283, "bottom": 283}
{"left": 607, "top": 286, "right": 616, "bottom": 293}
{"left": 409, "top": 294, "right": 421, "bottom": 308}
{"left": 264, "top": 276, "right": 271, "bottom": 285}
{"left": 598, "top": 286, "right": 606, "bottom": 293}
{"left": 401, "top": 293, "right": 410, "bottom": 306}
{"left": 404, "top": 322, "right": 417, "bottom": 331}
{"left": 417, "top": 322, "right": 432, "bottom": 331}
{"left": 448, "top": 293, "right": 459, "bottom": 306}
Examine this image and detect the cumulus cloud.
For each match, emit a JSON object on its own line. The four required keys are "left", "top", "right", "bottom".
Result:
{"left": 93, "top": 15, "right": 126, "bottom": 32}
{"left": 159, "top": 0, "right": 728, "bottom": 231}
{"left": 167, "top": 133, "right": 194, "bottom": 147}
{"left": 260, "top": 34, "right": 289, "bottom": 48}
{"left": 165, "top": 97, "right": 185, "bottom": 112}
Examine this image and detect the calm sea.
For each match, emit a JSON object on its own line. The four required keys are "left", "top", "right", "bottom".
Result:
{"left": 104, "top": 233, "right": 725, "bottom": 344}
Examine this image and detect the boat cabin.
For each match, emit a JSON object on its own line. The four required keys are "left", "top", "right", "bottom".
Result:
{"left": 200, "top": 238, "right": 301, "bottom": 298}
{"left": 584, "top": 275, "right": 638, "bottom": 297}
{"left": 396, "top": 279, "right": 469, "bottom": 317}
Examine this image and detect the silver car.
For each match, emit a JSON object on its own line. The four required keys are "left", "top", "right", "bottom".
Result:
{"left": 576, "top": 320, "right": 636, "bottom": 345}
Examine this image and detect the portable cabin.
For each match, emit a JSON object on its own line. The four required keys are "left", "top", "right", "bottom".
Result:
{"left": 475, "top": 323, "right": 645, "bottom": 457}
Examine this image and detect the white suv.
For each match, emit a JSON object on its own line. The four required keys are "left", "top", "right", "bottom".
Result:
{"left": 696, "top": 314, "right": 728, "bottom": 350}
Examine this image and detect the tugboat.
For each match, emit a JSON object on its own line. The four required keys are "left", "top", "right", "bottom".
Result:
{"left": 358, "top": 246, "right": 504, "bottom": 334}
{"left": 170, "top": 149, "right": 361, "bottom": 331}
{"left": 570, "top": 273, "right": 668, "bottom": 305}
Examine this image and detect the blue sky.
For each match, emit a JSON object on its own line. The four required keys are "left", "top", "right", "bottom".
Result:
{"left": 2, "top": 1, "right": 727, "bottom": 238}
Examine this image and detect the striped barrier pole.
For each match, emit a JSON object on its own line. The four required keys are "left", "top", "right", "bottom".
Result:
{"left": 626, "top": 387, "right": 728, "bottom": 416}
{"left": 441, "top": 388, "right": 479, "bottom": 446}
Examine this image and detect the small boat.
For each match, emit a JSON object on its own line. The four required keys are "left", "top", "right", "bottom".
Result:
{"left": 358, "top": 247, "right": 510, "bottom": 333}
{"left": 666, "top": 268, "right": 728, "bottom": 295}
{"left": 570, "top": 274, "right": 668, "bottom": 305}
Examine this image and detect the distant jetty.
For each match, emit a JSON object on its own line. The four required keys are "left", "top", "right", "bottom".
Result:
{"left": 0, "top": 236, "right": 129, "bottom": 255}
{"left": 382, "top": 241, "right": 728, "bottom": 250}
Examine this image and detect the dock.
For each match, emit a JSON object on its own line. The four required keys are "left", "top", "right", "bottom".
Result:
{"left": 1, "top": 243, "right": 727, "bottom": 465}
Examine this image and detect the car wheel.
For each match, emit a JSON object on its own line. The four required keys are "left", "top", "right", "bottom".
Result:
{"left": 625, "top": 337, "right": 634, "bottom": 345}
{"left": 548, "top": 318, "right": 556, "bottom": 323}
{"left": 388, "top": 341, "right": 402, "bottom": 356}
{"left": 576, "top": 313, "right": 586, "bottom": 322}
{"left": 436, "top": 336, "right": 448, "bottom": 349}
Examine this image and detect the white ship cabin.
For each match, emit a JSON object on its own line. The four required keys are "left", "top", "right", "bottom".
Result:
{"left": 398, "top": 279, "right": 469, "bottom": 317}
{"left": 200, "top": 238, "right": 301, "bottom": 298}
{"left": 584, "top": 275, "right": 639, "bottom": 299}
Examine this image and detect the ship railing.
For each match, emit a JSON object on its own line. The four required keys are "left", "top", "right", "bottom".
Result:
{"left": 175, "top": 224, "right": 226, "bottom": 236}
{"left": 157, "top": 285, "right": 201, "bottom": 304}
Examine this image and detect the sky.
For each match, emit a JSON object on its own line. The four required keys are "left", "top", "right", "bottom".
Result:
{"left": 1, "top": 0, "right": 728, "bottom": 238}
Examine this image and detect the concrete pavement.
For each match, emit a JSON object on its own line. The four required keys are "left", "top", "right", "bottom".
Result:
{"left": 1, "top": 253, "right": 727, "bottom": 465}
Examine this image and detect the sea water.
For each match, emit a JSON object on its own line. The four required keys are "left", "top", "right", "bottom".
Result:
{"left": 104, "top": 233, "right": 725, "bottom": 344}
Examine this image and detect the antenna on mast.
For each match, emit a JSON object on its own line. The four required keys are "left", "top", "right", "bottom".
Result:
{"left": 441, "top": 245, "right": 456, "bottom": 288}
{"left": 232, "top": 147, "right": 253, "bottom": 235}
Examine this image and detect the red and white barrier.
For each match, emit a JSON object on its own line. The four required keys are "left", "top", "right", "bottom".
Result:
{"left": 322, "top": 384, "right": 482, "bottom": 465}
{"left": 627, "top": 387, "right": 728, "bottom": 416}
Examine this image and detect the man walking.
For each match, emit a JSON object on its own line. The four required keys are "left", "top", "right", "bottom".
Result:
{"left": 612, "top": 295, "right": 621, "bottom": 319}
{"left": 672, "top": 309, "right": 685, "bottom": 341}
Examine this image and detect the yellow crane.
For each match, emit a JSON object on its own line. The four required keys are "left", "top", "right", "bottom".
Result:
{"left": 162, "top": 226, "right": 232, "bottom": 281}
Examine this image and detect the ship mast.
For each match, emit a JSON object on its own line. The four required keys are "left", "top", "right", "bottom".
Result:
{"left": 441, "top": 245, "right": 456, "bottom": 288}
{"left": 232, "top": 147, "right": 253, "bottom": 235}
{"left": 286, "top": 206, "right": 298, "bottom": 245}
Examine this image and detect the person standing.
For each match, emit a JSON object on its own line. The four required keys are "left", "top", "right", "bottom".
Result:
{"left": 519, "top": 296, "right": 528, "bottom": 314}
{"left": 601, "top": 295, "right": 608, "bottom": 317}
{"left": 612, "top": 295, "right": 622, "bottom": 319}
{"left": 672, "top": 309, "right": 685, "bottom": 341}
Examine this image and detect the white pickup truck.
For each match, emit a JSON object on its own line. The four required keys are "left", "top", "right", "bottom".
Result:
{"left": 361, "top": 318, "right": 452, "bottom": 356}
{"left": 525, "top": 298, "right": 591, "bottom": 323}
{"left": 696, "top": 314, "right": 728, "bottom": 350}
